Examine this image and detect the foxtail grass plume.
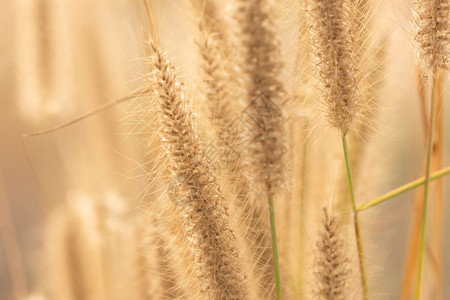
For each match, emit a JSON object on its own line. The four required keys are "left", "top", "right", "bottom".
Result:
{"left": 414, "top": 0, "right": 449, "bottom": 71}
{"left": 236, "top": 0, "right": 287, "bottom": 196}
{"left": 308, "top": 0, "right": 359, "bottom": 135}
{"left": 193, "top": 0, "right": 238, "bottom": 150}
{"left": 313, "top": 208, "right": 350, "bottom": 300}
{"left": 196, "top": 11, "right": 233, "bottom": 127}
{"left": 150, "top": 41, "right": 251, "bottom": 299}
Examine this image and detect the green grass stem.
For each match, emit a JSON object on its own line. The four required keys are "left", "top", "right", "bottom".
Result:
{"left": 357, "top": 166, "right": 450, "bottom": 212}
{"left": 342, "top": 133, "right": 369, "bottom": 300}
{"left": 414, "top": 73, "right": 439, "bottom": 300}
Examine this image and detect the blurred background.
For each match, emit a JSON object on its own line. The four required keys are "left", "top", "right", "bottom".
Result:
{"left": 0, "top": 0, "right": 448, "bottom": 299}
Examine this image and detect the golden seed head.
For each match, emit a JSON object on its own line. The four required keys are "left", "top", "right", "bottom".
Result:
{"left": 308, "top": 0, "right": 359, "bottom": 134}
{"left": 236, "top": 0, "right": 287, "bottom": 196}
{"left": 414, "top": 0, "right": 450, "bottom": 71}
{"left": 150, "top": 42, "right": 250, "bottom": 299}
{"left": 314, "top": 208, "right": 350, "bottom": 300}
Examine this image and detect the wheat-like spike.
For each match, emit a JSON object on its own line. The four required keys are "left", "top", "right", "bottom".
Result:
{"left": 313, "top": 208, "right": 350, "bottom": 300}
{"left": 414, "top": 0, "right": 449, "bottom": 71}
{"left": 194, "top": 1, "right": 235, "bottom": 133}
{"left": 150, "top": 41, "right": 251, "bottom": 299}
{"left": 236, "top": 0, "right": 287, "bottom": 197}
{"left": 308, "top": 0, "right": 359, "bottom": 135}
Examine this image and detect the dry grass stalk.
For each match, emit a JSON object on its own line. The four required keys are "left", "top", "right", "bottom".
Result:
{"left": 313, "top": 208, "right": 350, "bottom": 300}
{"left": 150, "top": 41, "right": 251, "bottom": 299}
{"left": 401, "top": 180, "right": 426, "bottom": 300}
{"left": 430, "top": 71, "right": 444, "bottom": 298}
{"left": 403, "top": 71, "right": 445, "bottom": 300}
{"left": 401, "top": 66, "right": 432, "bottom": 300}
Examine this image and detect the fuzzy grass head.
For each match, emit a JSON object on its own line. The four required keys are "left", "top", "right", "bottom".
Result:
{"left": 313, "top": 208, "right": 351, "bottom": 300}
{"left": 414, "top": 0, "right": 449, "bottom": 71}
{"left": 308, "top": 0, "right": 360, "bottom": 135}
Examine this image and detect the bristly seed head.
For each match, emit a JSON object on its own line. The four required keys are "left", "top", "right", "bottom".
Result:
{"left": 308, "top": 0, "right": 359, "bottom": 135}
{"left": 236, "top": 0, "right": 287, "bottom": 196}
{"left": 414, "top": 0, "right": 450, "bottom": 71}
{"left": 149, "top": 41, "right": 250, "bottom": 299}
{"left": 314, "top": 208, "right": 350, "bottom": 300}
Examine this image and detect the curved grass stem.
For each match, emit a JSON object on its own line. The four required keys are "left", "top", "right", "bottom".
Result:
{"left": 341, "top": 133, "right": 369, "bottom": 300}
{"left": 268, "top": 194, "right": 282, "bottom": 300}
{"left": 357, "top": 166, "right": 450, "bottom": 212}
{"left": 415, "top": 71, "right": 439, "bottom": 300}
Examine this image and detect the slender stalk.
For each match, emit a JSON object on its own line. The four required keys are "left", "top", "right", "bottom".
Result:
{"left": 401, "top": 64, "right": 432, "bottom": 300}
{"left": 297, "top": 120, "right": 309, "bottom": 297}
{"left": 432, "top": 71, "right": 444, "bottom": 299}
{"left": 415, "top": 71, "right": 439, "bottom": 300}
{"left": 23, "top": 88, "right": 151, "bottom": 137}
{"left": 268, "top": 195, "right": 282, "bottom": 300}
{"left": 341, "top": 133, "right": 369, "bottom": 300}
{"left": 401, "top": 182, "right": 424, "bottom": 300}
{"left": 357, "top": 166, "right": 450, "bottom": 211}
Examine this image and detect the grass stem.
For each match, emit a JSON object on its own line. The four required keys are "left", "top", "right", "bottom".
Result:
{"left": 341, "top": 133, "right": 369, "bottom": 300}
{"left": 414, "top": 71, "right": 439, "bottom": 300}
{"left": 357, "top": 166, "right": 450, "bottom": 212}
{"left": 268, "top": 194, "right": 282, "bottom": 300}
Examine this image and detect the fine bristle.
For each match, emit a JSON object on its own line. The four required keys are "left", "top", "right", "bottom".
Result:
{"left": 308, "top": 0, "right": 359, "bottom": 135}
{"left": 150, "top": 41, "right": 251, "bottom": 299}
{"left": 414, "top": 0, "right": 449, "bottom": 71}
{"left": 313, "top": 208, "right": 350, "bottom": 300}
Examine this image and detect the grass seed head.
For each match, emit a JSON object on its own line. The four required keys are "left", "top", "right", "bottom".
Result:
{"left": 414, "top": 0, "right": 450, "bottom": 71}
{"left": 150, "top": 42, "right": 252, "bottom": 299}
{"left": 236, "top": 0, "right": 287, "bottom": 196}
{"left": 313, "top": 208, "right": 350, "bottom": 300}
{"left": 308, "top": 0, "right": 359, "bottom": 135}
